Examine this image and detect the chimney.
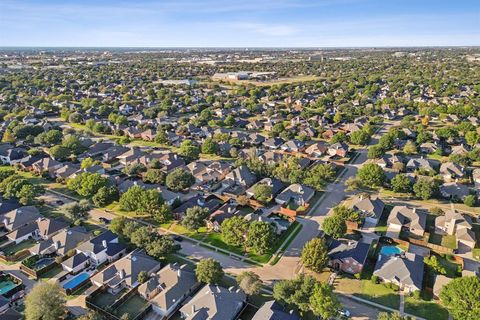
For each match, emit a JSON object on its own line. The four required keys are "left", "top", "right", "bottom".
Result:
{"left": 360, "top": 195, "right": 363, "bottom": 201}
{"left": 119, "top": 269, "right": 125, "bottom": 279}
{"left": 228, "top": 286, "right": 234, "bottom": 292}
{"left": 102, "top": 240, "right": 107, "bottom": 248}
{"left": 55, "top": 240, "right": 61, "bottom": 250}
{"left": 192, "top": 305, "right": 196, "bottom": 314}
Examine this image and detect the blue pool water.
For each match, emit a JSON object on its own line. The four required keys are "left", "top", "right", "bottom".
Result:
{"left": 63, "top": 272, "right": 90, "bottom": 290}
{"left": 380, "top": 246, "right": 403, "bottom": 256}
{"left": 35, "top": 257, "right": 54, "bottom": 270}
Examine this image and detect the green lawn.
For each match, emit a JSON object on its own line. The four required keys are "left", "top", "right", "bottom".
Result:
{"left": 440, "top": 235, "right": 457, "bottom": 250}
{"left": 404, "top": 297, "right": 449, "bottom": 320}
{"left": 39, "top": 265, "right": 64, "bottom": 280}
{"left": 114, "top": 294, "right": 149, "bottom": 319}
{"left": 473, "top": 248, "right": 480, "bottom": 261}
{"left": 335, "top": 278, "right": 400, "bottom": 309}
{"left": 436, "top": 254, "right": 461, "bottom": 278}
{"left": 3, "top": 240, "right": 36, "bottom": 256}
{"left": 91, "top": 289, "right": 126, "bottom": 308}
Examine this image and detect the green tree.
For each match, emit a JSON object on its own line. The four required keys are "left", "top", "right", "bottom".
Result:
{"left": 403, "top": 140, "right": 417, "bottom": 155}
{"left": 322, "top": 215, "right": 347, "bottom": 239}
{"left": 81, "top": 157, "right": 100, "bottom": 169}
{"left": 237, "top": 271, "right": 263, "bottom": 296}
{"left": 377, "top": 312, "right": 411, "bottom": 320}
{"left": 67, "top": 172, "right": 110, "bottom": 197}
{"left": 119, "top": 185, "right": 144, "bottom": 211}
{"left": 273, "top": 274, "right": 316, "bottom": 313}
{"left": 166, "top": 168, "right": 195, "bottom": 191}
{"left": 178, "top": 139, "right": 200, "bottom": 161}
{"left": 17, "top": 184, "right": 44, "bottom": 205}
{"left": 143, "top": 169, "right": 166, "bottom": 184}
{"left": 357, "top": 163, "right": 385, "bottom": 187}
{"left": 92, "top": 186, "right": 119, "bottom": 207}
{"left": 137, "top": 271, "right": 150, "bottom": 284}
{"left": 368, "top": 145, "right": 384, "bottom": 159}
{"left": 439, "top": 276, "right": 480, "bottom": 320}
{"left": 465, "top": 131, "right": 480, "bottom": 147}
{"left": 25, "top": 282, "right": 67, "bottom": 320}
{"left": 253, "top": 184, "right": 273, "bottom": 203}
{"left": 349, "top": 130, "right": 370, "bottom": 145}
{"left": 303, "top": 164, "right": 335, "bottom": 190}
{"left": 181, "top": 206, "right": 209, "bottom": 231}
{"left": 424, "top": 255, "right": 446, "bottom": 275}
{"left": 464, "top": 194, "right": 476, "bottom": 207}
{"left": 201, "top": 137, "right": 219, "bottom": 154}
{"left": 221, "top": 216, "right": 249, "bottom": 247}
{"left": 62, "top": 135, "right": 85, "bottom": 154}
{"left": 391, "top": 174, "right": 412, "bottom": 193}
{"left": 310, "top": 281, "right": 341, "bottom": 319}
{"left": 109, "top": 217, "right": 127, "bottom": 235}
{"left": 49, "top": 145, "right": 70, "bottom": 161}
{"left": 413, "top": 178, "right": 437, "bottom": 200}
{"left": 60, "top": 200, "right": 91, "bottom": 220}
{"left": 196, "top": 258, "right": 224, "bottom": 284}
{"left": 246, "top": 221, "right": 275, "bottom": 254}
{"left": 301, "top": 238, "right": 329, "bottom": 272}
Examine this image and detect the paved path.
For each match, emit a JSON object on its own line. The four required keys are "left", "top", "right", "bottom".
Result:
{"left": 399, "top": 292, "right": 405, "bottom": 315}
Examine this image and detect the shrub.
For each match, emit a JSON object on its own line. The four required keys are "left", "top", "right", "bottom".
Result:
{"left": 371, "top": 275, "right": 378, "bottom": 284}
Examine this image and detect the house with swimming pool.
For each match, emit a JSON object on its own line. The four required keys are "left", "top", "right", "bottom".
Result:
{"left": 90, "top": 249, "right": 160, "bottom": 294}
{"left": 373, "top": 252, "right": 424, "bottom": 293}
{"left": 29, "top": 226, "right": 90, "bottom": 257}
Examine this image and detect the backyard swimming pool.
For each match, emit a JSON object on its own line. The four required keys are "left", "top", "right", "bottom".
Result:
{"left": 380, "top": 245, "right": 404, "bottom": 256}
{"left": 34, "top": 257, "right": 54, "bottom": 270}
{"left": 62, "top": 272, "right": 90, "bottom": 291}
{"left": 0, "top": 280, "right": 17, "bottom": 295}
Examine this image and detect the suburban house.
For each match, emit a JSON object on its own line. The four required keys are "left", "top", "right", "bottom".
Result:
{"left": 275, "top": 184, "right": 315, "bottom": 208}
{"left": 245, "top": 177, "right": 285, "bottom": 200}
{"left": 61, "top": 252, "right": 90, "bottom": 274}
{"left": 179, "top": 285, "right": 246, "bottom": 320}
{"left": 304, "top": 142, "right": 328, "bottom": 158}
{"left": 36, "top": 218, "right": 69, "bottom": 240}
{"left": 2, "top": 206, "right": 41, "bottom": 232}
{"left": 439, "top": 162, "right": 465, "bottom": 181}
{"left": 386, "top": 206, "right": 426, "bottom": 238}
{"left": 327, "top": 239, "right": 370, "bottom": 275}
{"left": 207, "top": 203, "right": 238, "bottom": 232}
{"left": 349, "top": 195, "right": 385, "bottom": 225}
{"left": 433, "top": 275, "right": 453, "bottom": 299}
{"left": 252, "top": 300, "right": 300, "bottom": 320}
{"left": 328, "top": 142, "right": 349, "bottom": 158}
{"left": 406, "top": 158, "right": 435, "bottom": 173}
{"left": 172, "top": 195, "right": 223, "bottom": 220}
{"left": 373, "top": 252, "right": 424, "bottom": 293}
{"left": 138, "top": 263, "right": 199, "bottom": 318}
{"left": 90, "top": 249, "right": 160, "bottom": 294}
{"left": 32, "top": 157, "right": 63, "bottom": 176}
{"left": 435, "top": 209, "right": 476, "bottom": 249}
{"left": 76, "top": 230, "right": 126, "bottom": 266}
{"left": 439, "top": 182, "right": 470, "bottom": 200}
{"left": 29, "top": 226, "right": 90, "bottom": 257}
{"left": 222, "top": 165, "right": 257, "bottom": 189}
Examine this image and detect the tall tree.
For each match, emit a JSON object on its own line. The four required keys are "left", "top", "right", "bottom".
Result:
{"left": 301, "top": 238, "right": 329, "bottom": 272}
{"left": 440, "top": 276, "right": 480, "bottom": 320}
{"left": 25, "top": 282, "right": 67, "bottom": 320}
{"left": 196, "top": 258, "right": 224, "bottom": 284}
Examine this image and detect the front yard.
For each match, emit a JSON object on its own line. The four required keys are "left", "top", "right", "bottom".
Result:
{"left": 334, "top": 277, "right": 400, "bottom": 309}
{"left": 404, "top": 296, "right": 449, "bottom": 320}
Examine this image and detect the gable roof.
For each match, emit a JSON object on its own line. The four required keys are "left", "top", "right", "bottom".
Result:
{"left": 3, "top": 206, "right": 41, "bottom": 231}
{"left": 91, "top": 249, "right": 159, "bottom": 288}
{"left": 138, "top": 263, "right": 198, "bottom": 311}
{"left": 373, "top": 252, "right": 424, "bottom": 290}
{"left": 328, "top": 239, "right": 370, "bottom": 265}
{"left": 252, "top": 300, "right": 300, "bottom": 320}
{"left": 180, "top": 285, "right": 246, "bottom": 320}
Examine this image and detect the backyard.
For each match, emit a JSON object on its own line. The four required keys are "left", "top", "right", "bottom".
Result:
{"left": 113, "top": 294, "right": 149, "bottom": 319}
{"left": 2, "top": 240, "right": 36, "bottom": 256}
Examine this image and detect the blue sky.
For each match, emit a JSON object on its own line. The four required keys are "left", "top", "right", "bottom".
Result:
{"left": 0, "top": 0, "right": 479, "bottom": 47}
